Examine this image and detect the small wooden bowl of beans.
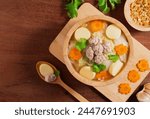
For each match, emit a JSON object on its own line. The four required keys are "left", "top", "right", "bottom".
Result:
{"left": 124, "top": 0, "right": 150, "bottom": 31}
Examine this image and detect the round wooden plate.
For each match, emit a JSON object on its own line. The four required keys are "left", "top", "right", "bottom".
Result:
{"left": 124, "top": 0, "right": 150, "bottom": 31}
{"left": 63, "top": 15, "right": 134, "bottom": 87}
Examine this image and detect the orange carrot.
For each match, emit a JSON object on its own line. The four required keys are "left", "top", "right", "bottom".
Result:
{"left": 69, "top": 48, "right": 82, "bottom": 61}
{"left": 137, "top": 59, "right": 149, "bottom": 72}
{"left": 115, "top": 44, "right": 128, "bottom": 55}
{"left": 118, "top": 83, "right": 131, "bottom": 94}
{"left": 88, "top": 20, "right": 104, "bottom": 32}
{"left": 128, "top": 70, "right": 140, "bottom": 83}
{"left": 96, "top": 71, "right": 112, "bottom": 80}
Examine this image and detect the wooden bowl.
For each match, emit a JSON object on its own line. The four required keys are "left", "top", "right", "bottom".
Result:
{"left": 124, "top": 0, "right": 150, "bottom": 31}
{"left": 63, "top": 15, "right": 134, "bottom": 87}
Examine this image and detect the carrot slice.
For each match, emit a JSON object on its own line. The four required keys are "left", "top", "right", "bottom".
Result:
{"left": 137, "top": 59, "right": 149, "bottom": 72}
{"left": 69, "top": 48, "right": 82, "bottom": 61}
{"left": 128, "top": 70, "right": 140, "bottom": 83}
{"left": 118, "top": 83, "right": 131, "bottom": 94}
{"left": 96, "top": 71, "right": 112, "bottom": 80}
{"left": 115, "top": 44, "right": 128, "bottom": 55}
{"left": 88, "top": 20, "right": 104, "bottom": 32}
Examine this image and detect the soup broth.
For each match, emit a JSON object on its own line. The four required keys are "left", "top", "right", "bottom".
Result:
{"left": 68, "top": 20, "right": 129, "bottom": 81}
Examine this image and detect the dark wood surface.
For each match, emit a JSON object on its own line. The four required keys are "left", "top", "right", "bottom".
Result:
{"left": 0, "top": 0, "right": 149, "bottom": 102}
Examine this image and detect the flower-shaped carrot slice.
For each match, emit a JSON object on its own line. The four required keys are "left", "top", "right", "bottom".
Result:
{"left": 137, "top": 59, "right": 149, "bottom": 72}
{"left": 128, "top": 70, "right": 140, "bottom": 83}
{"left": 69, "top": 48, "right": 82, "bottom": 61}
{"left": 115, "top": 44, "right": 128, "bottom": 55}
{"left": 118, "top": 83, "right": 131, "bottom": 94}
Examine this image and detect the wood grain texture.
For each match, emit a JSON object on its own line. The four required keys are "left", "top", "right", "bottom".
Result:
{"left": 50, "top": 3, "right": 150, "bottom": 102}
{"left": 0, "top": 0, "right": 149, "bottom": 102}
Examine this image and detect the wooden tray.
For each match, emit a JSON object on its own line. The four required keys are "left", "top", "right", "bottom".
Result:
{"left": 49, "top": 3, "right": 150, "bottom": 102}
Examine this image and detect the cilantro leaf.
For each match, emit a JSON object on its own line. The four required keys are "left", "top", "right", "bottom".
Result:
{"left": 75, "top": 38, "right": 87, "bottom": 51}
{"left": 108, "top": 54, "right": 119, "bottom": 62}
{"left": 92, "top": 63, "right": 106, "bottom": 73}
{"left": 66, "top": 0, "right": 84, "bottom": 18}
{"left": 54, "top": 70, "right": 60, "bottom": 77}
{"left": 92, "top": 64, "right": 100, "bottom": 73}
{"left": 98, "top": 0, "right": 121, "bottom": 14}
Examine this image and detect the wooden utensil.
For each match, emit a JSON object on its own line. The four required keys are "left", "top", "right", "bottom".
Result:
{"left": 63, "top": 15, "right": 134, "bottom": 87}
{"left": 36, "top": 61, "right": 89, "bottom": 102}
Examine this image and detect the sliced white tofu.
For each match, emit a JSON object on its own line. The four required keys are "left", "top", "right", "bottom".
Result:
{"left": 109, "top": 59, "right": 123, "bottom": 76}
{"left": 74, "top": 27, "right": 91, "bottom": 41}
{"left": 114, "top": 34, "right": 128, "bottom": 46}
{"left": 79, "top": 66, "right": 96, "bottom": 80}
{"left": 39, "top": 64, "right": 54, "bottom": 77}
{"left": 106, "top": 24, "right": 121, "bottom": 40}
{"left": 103, "top": 60, "right": 112, "bottom": 70}
{"left": 114, "top": 34, "right": 129, "bottom": 63}
{"left": 120, "top": 54, "right": 127, "bottom": 63}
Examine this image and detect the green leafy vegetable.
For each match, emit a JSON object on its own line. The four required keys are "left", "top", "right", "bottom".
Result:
{"left": 66, "top": 0, "right": 84, "bottom": 18}
{"left": 92, "top": 63, "right": 106, "bottom": 73}
{"left": 98, "top": 0, "right": 110, "bottom": 14}
{"left": 92, "top": 64, "right": 100, "bottom": 73}
{"left": 98, "top": 0, "right": 121, "bottom": 14}
{"left": 54, "top": 70, "right": 60, "bottom": 77}
{"left": 75, "top": 38, "right": 87, "bottom": 51}
{"left": 108, "top": 54, "right": 119, "bottom": 62}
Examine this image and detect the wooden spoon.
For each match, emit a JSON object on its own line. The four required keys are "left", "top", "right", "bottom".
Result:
{"left": 36, "top": 61, "right": 89, "bottom": 102}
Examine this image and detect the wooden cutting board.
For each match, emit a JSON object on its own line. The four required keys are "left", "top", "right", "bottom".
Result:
{"left": 49, "top": 3, "right": 150, "bottom": 102}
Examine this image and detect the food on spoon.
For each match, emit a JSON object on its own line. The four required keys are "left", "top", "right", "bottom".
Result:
{"left": 109, "top": 59, "right": 123, "bottom": 76}
{"left": 79, "top": 66, "right": 96, "bottom": 80}
{"left": 136, "top": 59, "right": 149, "bottom": 72}
{"left": 39, "top": 64, "right": 54, "bottom": 77}
{"left": 68, "top": 20, "right": 129, "bottom": 81}
{"left": 39, "top": 63, "right": 60, "bottom": 82}
{"left": 106, "top": 24, "right": 121, "bottom": 39}
{"left": 128, "top": 70, "right": 140, "bottom": 83}
{"left": 115, "top": 44, "right": 128, "bottom": 55}
{"left": 118, "top": 83, "right": 131, "bottom": 95}
{"left": 74, "top": 27, "right": 91, "bottom": 41}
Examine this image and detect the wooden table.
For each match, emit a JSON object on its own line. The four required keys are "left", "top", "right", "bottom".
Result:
{"left": 0, "top": 0, "right": 149, "bottom": 102}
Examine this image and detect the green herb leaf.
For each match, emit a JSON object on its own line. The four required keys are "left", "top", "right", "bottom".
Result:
{"left": 98, "top": 64, "right": 106, "bottom": 71}
{"left": 98, "top": 0, "right": 121, "bottom": 14}
{"left": 66, "top": 0, "right": 84, "bottom": 18}
{"left": 92, "top": 64, "right": 100, "bottom": 73}
{"left": 92, "top": 63, "right": 106, "bottom": 73}
{"left": 98, "top": 0, "right": 110, "bottom": 14}
{"left": 75, "top": 38, "right": 87, "bottom": 51}
{"left": 108, "top": 54, "right": 119, "bottom": 62}
{"left": 109, "top": 0, "right": 116, "bottom": 9}
{"left": 54, "top": 70, "right": 60, "bottom": 77}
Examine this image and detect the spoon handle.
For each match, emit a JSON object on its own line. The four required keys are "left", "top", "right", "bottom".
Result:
{"left": 58, "top": 79, "right": 89, "bottom": 102}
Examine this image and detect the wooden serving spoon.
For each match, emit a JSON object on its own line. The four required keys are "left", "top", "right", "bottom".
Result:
{"left": 36, "top": 61, "right": 89, "bottom": 102}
